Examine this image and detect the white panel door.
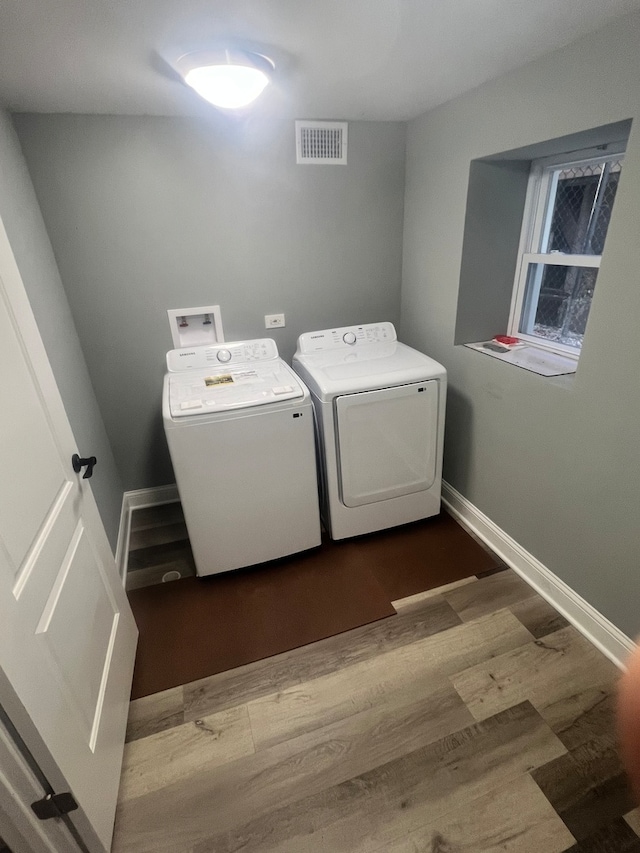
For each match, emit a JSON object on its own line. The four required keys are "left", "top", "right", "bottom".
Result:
{"left": 335, "top": 381, "right": 439, "bottom": 507}
{"left": 0, "top": 217, "right": 137, "bottom": 852}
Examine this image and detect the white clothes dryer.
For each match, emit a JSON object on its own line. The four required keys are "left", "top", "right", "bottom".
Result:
{"left": 292, "top": 322, "right": 446, "bottom": 540}
{"left": 163, "top": 339, "right": 321, "bottom": 576}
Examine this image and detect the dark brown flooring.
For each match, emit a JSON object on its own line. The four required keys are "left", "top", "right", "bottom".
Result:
{"left": 344, "top": 510, "right": 500, "bottom": 600}
{"left": 127, "top": 509, "right": 501, "bottom": 699}
{"left": 128, "top": 545, "right": 395, "bottom": 699}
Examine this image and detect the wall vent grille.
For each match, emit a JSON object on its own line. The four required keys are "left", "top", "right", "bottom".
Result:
{"left": 295, "top": 121, "right": 348, "bottom": 164}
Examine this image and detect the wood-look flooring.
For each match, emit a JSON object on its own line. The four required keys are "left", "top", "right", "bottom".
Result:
{"left": 113, "top": 561, "right": 637, "bottom": 852}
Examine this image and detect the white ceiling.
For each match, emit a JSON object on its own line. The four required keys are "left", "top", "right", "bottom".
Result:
{"left": 0, "top": 0, "right": 639, "bottom": 121}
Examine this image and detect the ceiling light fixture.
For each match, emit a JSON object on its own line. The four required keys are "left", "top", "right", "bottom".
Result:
{"left": 175, "top": 50, "right": 274, "bottom": 110}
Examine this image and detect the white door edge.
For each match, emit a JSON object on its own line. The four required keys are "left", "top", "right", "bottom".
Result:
{"left": 0, "top": 708, "right": 81, "bottom": 853}
{"left": 0, "top": 673, "right": 102, "bottom": 853}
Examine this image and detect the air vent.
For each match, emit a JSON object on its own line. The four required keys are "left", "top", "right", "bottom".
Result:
{"left": 295, "top": 121, "right": 348, "bottom": 165}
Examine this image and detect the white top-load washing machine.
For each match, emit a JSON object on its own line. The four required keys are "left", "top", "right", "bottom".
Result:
{"left": 163, "top": 339, "right": 321, "bottom": 576}
{"left": 293, "top": 322, "right": 446, "bottom": 540}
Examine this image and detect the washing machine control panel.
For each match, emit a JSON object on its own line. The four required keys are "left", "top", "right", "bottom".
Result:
{"left": 297, "top": 322, "right": 397, "bottom": 353}
{"left": 167, "top": 339, "right": 279, "bottom": 371}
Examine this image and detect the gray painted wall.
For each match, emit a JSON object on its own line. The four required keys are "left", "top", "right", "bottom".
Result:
{"left": 401, "top": 10, "right": 640, "bottom": 637}
{"left": 13, "top": 115, "right": 406, "bottom": 492}
{"left": 454, "top": 159, "right": 529, "bottom": 345}
{"left": 0, "top": 109, "right": 123, "bottom": 550}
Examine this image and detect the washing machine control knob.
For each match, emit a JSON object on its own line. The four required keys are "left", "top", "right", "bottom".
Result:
{"left": 216, "top": 349, "right": 232, "bottom": 363}
{"left": 343, "top": 332, "right": 357, "bottom": 345}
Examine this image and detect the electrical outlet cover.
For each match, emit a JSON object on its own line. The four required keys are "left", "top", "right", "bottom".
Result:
{"left": 265, "top": 314, "right": 285, "bottom": 328}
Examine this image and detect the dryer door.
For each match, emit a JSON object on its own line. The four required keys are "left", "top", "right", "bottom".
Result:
{"left": 335, "top": 380, "right": 439, "bottom": 508}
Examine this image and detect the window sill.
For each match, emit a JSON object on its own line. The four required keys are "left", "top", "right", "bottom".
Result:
{"left": 464, "top": 341, "right": 578, "bottom": 376}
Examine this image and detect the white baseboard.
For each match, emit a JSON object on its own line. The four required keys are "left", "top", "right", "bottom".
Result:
{"left": 442, "top": 481, "right": 633, "bottom": 670}
{"left": 115, "top": 485, "right": 179, "bottom": 584}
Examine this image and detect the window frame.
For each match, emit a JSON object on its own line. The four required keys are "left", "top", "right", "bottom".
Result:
{"left": 507, "top": 143, "right": 625, "bottom": 359}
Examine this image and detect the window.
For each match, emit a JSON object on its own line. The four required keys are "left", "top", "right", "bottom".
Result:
{"left": 508, "top": 147, "right": 624, "bottom": 356}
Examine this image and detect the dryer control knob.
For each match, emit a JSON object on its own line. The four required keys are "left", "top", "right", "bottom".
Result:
{"left": 216, "top": 349, "right": 232, "bottom": 363}
{"left": 343, "top": 332, "right": 357, "bottom": 345}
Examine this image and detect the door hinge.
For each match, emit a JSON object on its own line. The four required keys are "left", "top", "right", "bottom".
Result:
{"left": 31, "top": 792, "right": 78, "bottom": 821}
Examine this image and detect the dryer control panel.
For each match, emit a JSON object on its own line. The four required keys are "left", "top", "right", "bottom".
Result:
{"left": 296, "top": 322, "right": 397, "bottom": 353}
{"left": 167, "top": 339, "right": 278, "bottom": 372}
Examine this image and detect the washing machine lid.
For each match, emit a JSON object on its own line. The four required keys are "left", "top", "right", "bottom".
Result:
{"left": 293, "top": 323, "right": 446, "bottom": 401}
{"left": 165, "top": 341, "right": 305, "bottom": 418}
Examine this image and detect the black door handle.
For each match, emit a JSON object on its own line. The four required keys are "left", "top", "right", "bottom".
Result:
{"left": 72, "top": 454, "right": 97, "bottom": 479}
